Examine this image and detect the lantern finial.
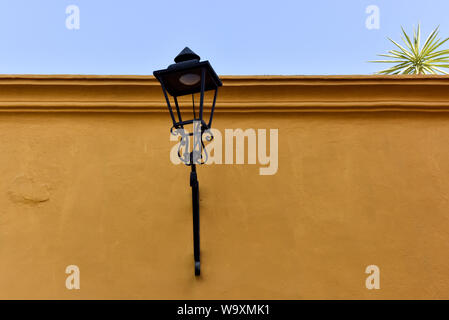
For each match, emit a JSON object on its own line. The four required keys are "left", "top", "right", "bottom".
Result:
{"left": 174, "top": 47, "right": 200, "bottom": 63}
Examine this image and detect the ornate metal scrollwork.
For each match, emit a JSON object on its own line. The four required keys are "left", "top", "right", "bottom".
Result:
{"left": 171, "top": 120, "right": 214, "bottom": 166}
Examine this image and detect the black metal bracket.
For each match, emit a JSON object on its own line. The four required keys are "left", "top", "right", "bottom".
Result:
{"left": 190, "top": 164, "right": 200, "bottom": 276}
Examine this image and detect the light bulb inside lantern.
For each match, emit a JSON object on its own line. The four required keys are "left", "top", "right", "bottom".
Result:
{"left": 179, "top": 73, "right": 201, "bottom": 86}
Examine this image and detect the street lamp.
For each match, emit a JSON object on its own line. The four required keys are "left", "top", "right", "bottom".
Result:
{"left": 153, "top": 47, "right": 222, "bottom": 276}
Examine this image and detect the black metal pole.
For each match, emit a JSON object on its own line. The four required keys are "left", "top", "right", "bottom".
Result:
{"left": 190, "top": 163, "right": 200, "bottom": 276}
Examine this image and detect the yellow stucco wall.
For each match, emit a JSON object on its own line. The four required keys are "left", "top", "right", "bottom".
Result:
{"left": 0, "top": 76, "right": 449, "bottom": 299}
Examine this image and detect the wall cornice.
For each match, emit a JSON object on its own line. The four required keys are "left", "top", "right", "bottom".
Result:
{"left": 1, "top": 74, "right": 449, "bottom": 112}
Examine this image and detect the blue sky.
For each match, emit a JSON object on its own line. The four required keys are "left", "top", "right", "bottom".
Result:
{"left": 0, "top": 0, "right": 448, "bottom": 75}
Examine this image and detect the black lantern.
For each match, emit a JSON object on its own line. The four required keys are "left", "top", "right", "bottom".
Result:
{"left": 153, "top": 47, "right": 222, "bottom": 276}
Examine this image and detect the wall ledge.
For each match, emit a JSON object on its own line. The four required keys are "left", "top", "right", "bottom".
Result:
{"left": 1, "top": 75, "right": 449, "bottom": 112}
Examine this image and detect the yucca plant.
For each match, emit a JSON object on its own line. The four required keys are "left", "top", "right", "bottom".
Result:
{"left": 370, "top": 25, "right": 449, "bottom": 74}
